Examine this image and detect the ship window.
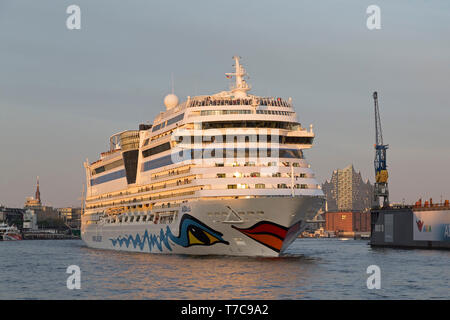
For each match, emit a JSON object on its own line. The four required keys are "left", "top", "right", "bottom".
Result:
{"left": 279, "top": 149, "right": 303, "bottom": 159}
{"left": 141, "top": 148, "right": 303, "bottom": 172}
{"left": 142, "top": 154, "right": 174, "bottom": 172}
{"left": 92, "top": 159, "right": 124, "bottom": 175}
{"left": 94, "top": 166, "right": 105, "bottom": 174}
{"left": 227, "top": 184, "right": 237, "bottom": 189}
{"left": 166, "top": 113, "right": 185, "bottom": 126}
{"left": 201, "top": 121, "right": 298, "bottom": 130}
{"left": 90, "top": 169, "right": 126, "bottom": 185}
{"left": 142, "top": 142, "right": 171, "bottom": 158}
{"left": 217, "top": 173, "right": 226, "bottom": 178}
{"left": 152, "top": 124, "right": 161, "bottom": 132}
{"left": 255, "top": 183, "right": 265, "bottom": 189}
{"left": 284, "top": 137, "right": 313, "bottom": 144}
{"left": 200, "top": 110, "right": 252, "bottom": 116}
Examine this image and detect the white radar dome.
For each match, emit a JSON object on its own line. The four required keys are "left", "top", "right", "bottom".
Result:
{"left": 164, "top": 94, "right": 179, "bottom": 109}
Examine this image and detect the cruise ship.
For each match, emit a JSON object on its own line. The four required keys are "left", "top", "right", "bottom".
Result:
{"left": 81, "top": 56, "right": 324, "bottom": 257}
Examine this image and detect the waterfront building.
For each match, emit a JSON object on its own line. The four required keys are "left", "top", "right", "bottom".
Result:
{"left": 57, "top": 207, "right": 81, "bottom": 228}
{"left": 0, "top": 206, "right": 24, "bottom": 228}
{"left": 322, "top": 164, "right": 374, "bottom": 212}
{"left": 24, "top": 177, "right": 59, "bottom": 222}
{"left": 23, "top": 209, "right": 38, "bottom": 230}
{"left": 325, "top": 211, "right": 371, "bottom": 237}
{"left": 24, "top": 203, "right": 59, "bottom": 222}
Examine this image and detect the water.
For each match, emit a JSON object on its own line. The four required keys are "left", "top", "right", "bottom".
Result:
{"left": 0, "top": 239, "right": 448, "bottom": 299}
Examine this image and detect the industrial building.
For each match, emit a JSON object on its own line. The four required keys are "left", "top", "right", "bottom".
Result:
{"left": 325, "top": 211, "right": 371, "bottom": 238}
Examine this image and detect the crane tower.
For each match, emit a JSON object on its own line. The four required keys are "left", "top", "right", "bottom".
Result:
{"left": 372, "top": 91, "right": 389, "bottom": 208}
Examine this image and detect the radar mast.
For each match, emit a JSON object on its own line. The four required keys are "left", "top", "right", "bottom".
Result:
{"left": 225, "top": 56, "right": 251, "bottom": 98}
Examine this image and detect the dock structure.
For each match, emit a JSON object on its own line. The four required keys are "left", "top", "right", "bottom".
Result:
{"left": 370, "top": 200, "right": 450, "bottom": 250}
{"left": 22, "top": 232, "right": 80, "bottom": 240}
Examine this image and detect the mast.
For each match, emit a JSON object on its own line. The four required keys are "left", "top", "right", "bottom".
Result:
{"left": 291, "top": 164, "right": 295, "bottom": 197}
{"left": 81, "top": 183, "right": 85, "bottom": 216}
{"left": 225, "top": 56, "right": 251, "bottom": 98}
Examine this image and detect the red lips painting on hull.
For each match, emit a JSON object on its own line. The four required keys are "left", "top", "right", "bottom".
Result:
{"left": 232, "top": 221, "right": 289, "bottom": 252}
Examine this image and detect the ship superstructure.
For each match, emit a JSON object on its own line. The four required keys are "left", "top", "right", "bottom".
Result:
{"left": 82, "top": 56, "right": 324, "bottom": 256}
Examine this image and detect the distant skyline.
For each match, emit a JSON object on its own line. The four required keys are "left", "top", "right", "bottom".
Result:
{"left": 1, "top": 1, "right": 449, "bottom": 208}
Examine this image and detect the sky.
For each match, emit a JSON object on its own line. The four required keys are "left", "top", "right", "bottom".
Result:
{"left": 0, "top": 0, "right": 449, "bottom": 208}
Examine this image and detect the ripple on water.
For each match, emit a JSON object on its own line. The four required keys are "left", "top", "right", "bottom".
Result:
{"left": 0, "top": 239, "right": 449, "bottom": 299}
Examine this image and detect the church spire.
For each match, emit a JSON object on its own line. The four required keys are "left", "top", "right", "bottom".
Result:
{"left": 35, "top": 176, "right": 41, "bottom": 203}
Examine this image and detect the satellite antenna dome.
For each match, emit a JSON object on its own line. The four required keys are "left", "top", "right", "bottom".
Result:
{"left": 164, "top": 93, "right": 178, "bottom": 109}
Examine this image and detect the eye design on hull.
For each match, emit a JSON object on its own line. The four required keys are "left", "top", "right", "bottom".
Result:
{"left": 187, "top": 225, "right": 221, "bottom": 246}
{"left": 173, "top": 214, "right": 229, "bottom": 247}
{"left": 109, "top": 214, "right": 229, "bottom": 252}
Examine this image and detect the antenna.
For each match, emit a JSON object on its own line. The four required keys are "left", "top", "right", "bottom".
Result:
{"left": 225, "top": 56, "right": 251, "bottom": 98}
{"left": 171, "top": 72, "right": 174, "bottom": 94}
{"left": 81, "top": 183, "right": 85, "bottom": 216}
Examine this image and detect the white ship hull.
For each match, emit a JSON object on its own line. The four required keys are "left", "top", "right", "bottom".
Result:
{"left": 82, "top": 196, "right": 323, "bottom": 257}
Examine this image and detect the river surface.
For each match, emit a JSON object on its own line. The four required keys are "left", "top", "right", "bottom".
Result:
{"left": 0, "top": 238, "right": 448, "bottom": 299}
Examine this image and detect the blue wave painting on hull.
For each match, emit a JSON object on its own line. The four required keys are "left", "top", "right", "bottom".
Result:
{"left": 109, "top": 214, "right": 229, "bottom": 252}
